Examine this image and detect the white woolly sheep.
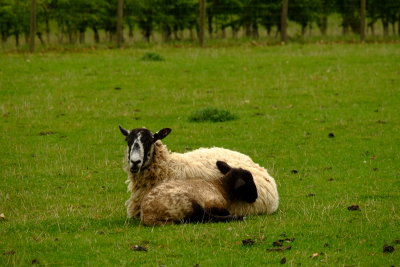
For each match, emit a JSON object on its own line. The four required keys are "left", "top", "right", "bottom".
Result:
{"left": 140, "top": 160, "right": 258, "bottom": 226}
{"left": 119, "top": 126, "right": 279, "bottom": 219}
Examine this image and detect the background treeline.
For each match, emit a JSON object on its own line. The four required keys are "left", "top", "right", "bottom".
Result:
{"left": 1, "top": 0, "right": 400, "bottom": 48}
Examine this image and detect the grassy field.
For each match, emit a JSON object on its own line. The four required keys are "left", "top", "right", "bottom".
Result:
{"left": 1, "top": 43, "right": 399, "bottom": 266}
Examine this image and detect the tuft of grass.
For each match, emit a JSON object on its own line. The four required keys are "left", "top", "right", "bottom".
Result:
{"left": 140, "top": 52, "right": 165, "bottom": 61}
{"left": 188, "top": 107, "right": 237, "bottom": 122}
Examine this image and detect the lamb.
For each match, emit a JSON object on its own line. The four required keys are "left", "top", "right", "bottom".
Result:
{"left": 119, "top": 126, "right": 279, "bottom": 219}
{"left": 140, "top": 161, "right": 258, "bottom": 226}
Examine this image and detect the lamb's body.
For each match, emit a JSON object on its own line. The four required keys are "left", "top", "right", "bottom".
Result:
{"left": 141, "top": 161, "right": 257, "bottom": 226}
{"left": 141, "top": 179, "right": 229, "bottom": 225}
{"left": 125, "top": 140, "right": 279, "bottom": 218}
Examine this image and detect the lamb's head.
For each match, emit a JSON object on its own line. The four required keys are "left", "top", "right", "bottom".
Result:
{"left": 216, "top": 161, "right": 258, "bottom": 203}
{"left": 119, "top": 126, "right": 171, "bottom": 173}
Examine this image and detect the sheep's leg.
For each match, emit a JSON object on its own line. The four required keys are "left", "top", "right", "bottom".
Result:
{"left": 126, "top": 194, "right": 141, "bottom": 219}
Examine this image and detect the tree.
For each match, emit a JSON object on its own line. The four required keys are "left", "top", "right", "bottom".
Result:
{"left": 128, "top": 0, "right": 157, "bottom": 42}
{"left": 316, "top": 0, "right": 335, "bottom": 35}
{"left": 259, "top": 0, "right": 281, "bottom": 37}
{"left": 373, "top": 0, "right": 400, "bottom": 36}
{"left": 289, "top": 0, "right": 321, "bottom": 36}
{"left": 336, "top": 0, "right": 361, "bottom": 35}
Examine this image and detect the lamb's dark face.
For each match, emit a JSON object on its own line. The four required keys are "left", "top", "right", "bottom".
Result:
{"left": 119, "top": 126, "right": 171, "bottom": 173}
{"left": 216, "top": 161, "right": 258, "bottom": 203}
{"left": 231, "top": 169, "right": 258, "bottom": 203}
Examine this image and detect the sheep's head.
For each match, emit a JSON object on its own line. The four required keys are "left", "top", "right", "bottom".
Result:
{"left": 217, "top": 161, "right": 258, "bottom": 203}
{"left": 119, "top": 126, "right": 171, "bottom": 173}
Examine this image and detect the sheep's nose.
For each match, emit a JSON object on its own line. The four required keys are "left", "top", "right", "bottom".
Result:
{"left": 131, "top": 160, "right": 141, "bottom": 165}
{"left": 130, "top": 160, "right": 142, "bottom": 173}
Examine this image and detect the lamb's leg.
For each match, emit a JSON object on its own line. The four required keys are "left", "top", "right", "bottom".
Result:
{"left": 205, "top": 207, "right": 244, "bottom": 222}
{"left": 184, "top": 202, "right": 244, "bottom": 223}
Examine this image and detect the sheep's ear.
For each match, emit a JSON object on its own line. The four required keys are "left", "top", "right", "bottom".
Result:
{"left": 119, "top": 125, "right": 130, "bottom": 137}
{"left": 216, "top": 161, "right": 231, "bottom": 174}
{"left": 234, "top": 178, "right": 246, "bottom": 190}
{"left": 153, "top": 128, "right": 172, "bottom": 142}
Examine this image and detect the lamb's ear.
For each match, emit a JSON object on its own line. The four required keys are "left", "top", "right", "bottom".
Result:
{"left": 119, "top": 125, "right": 130, "bottom": 137}
{"left": 153, "top": 128, "right": 172, "bottom": 142}
{"left": 216, "top": 161, "right": 231, "bottom": 174}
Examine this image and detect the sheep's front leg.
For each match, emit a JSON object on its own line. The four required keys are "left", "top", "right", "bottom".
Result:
{"left": 126, "top": 194, "right": 141, "bottom": 219}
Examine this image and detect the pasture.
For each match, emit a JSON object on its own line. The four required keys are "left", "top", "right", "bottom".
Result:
{"left": 1, "top": 43, "right": 399, "bottom": 266}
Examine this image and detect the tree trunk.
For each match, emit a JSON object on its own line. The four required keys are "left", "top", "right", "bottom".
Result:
{"left": 45, "top": 15, "right": 50, "bottom": 44}
{"left": 15, "top": 32, "right": 20, "bottom": 47}
{"left": 29, "top": 0, "right": 37, "bottom": 52}
{"left": 116, "top": 0, "right": 124, "bottom": 47}
{"left": 265, "top": 25, "right": 272, "bottom": 36}
{"left": 280, "top": 0, "right": 288, "bottom": 43}
{"left": 301, "top": 24, "right": 307, "bottom": 36}
{"left": 244, "top": 23, "right": 251, "bottom": 37}
{"left": 342, "top": 21, "right": 349, "bottom": 35}
{"left": 172, "top": 25, "right": 180, "bottom": 41}
{"left": 93, "top": 26, "right": 100, "bottom": 43}
{"left": 318, "top": 16, "right": 327, "bottom": 35}
{"left": 68, "top": 29, "right": 74, "bottom": 44}
{"left": 232, "top": 26, "right": 239, "bottom": 39}
{"left": 398, "top": 17, "right": 400, "bottom": 36}
{"left": 360, "top": 0, "right": 366, "bottom": 42}
{"left": 1, "top": 33, "right": 8, "bottom": 43}
{"left": 142, "top": 29, "right": 151, "bottom": 42}
{"left": 382, "top": 20, "right": 389, "bottom": 37}
{"left": 128, "top": 25, "right": 134, "bottom": 41}
{"left": 252, "top": 23, "right": 259, "bottom": 39}
{"left": 368, "top": 22, "right": 375, "bottom": 35}
{"left": 79, "top": 29, "right": 85, "bottom": 44}
{"left": 189, "top": 28, "right": 195, "bottom": 40}
{"left": 198, "top": 0, "right": 206, "bottom": 47}
{"left": 207, "top": 13, "right": 213, "bottom": 38}
{"left": 25, "top": 32, "right": 30, "bottom": 44}
{"left": 37, "top": 32, "right": 45, "bottom": 46}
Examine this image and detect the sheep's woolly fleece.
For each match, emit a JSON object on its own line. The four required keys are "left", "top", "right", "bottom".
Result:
{"left": 124, "top": 141, "right": 279, "bottom": 218}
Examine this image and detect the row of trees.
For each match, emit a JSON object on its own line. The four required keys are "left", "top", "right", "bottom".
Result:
{"left": 1, "top": 0, "right": 400, "bottom": 49}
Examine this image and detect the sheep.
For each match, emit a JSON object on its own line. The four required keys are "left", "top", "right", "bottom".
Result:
{"left": 140, "top": 161, "right": 258, "bottom": 226}
{"left": 119, "top": 126, "right": 279, "bottom": 219}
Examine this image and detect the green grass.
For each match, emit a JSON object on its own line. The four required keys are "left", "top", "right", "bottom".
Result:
{"left": 1, "top": 44, "right": 399, "bottom": 266}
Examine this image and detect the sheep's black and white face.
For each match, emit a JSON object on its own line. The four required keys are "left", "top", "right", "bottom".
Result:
{"left": 119, "top": 126, "right": 171, "bottom": 173}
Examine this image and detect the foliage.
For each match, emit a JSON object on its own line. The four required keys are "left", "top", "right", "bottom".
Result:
{"left": 1, "top": 0, "right": 400, "bottom": 47}
{"left": 188, "top": 107, "right": 237, "bottom": 122}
